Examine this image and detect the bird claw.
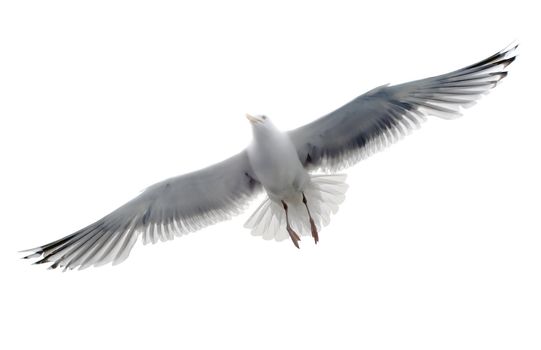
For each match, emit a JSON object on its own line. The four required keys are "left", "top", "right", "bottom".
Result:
{"left": 310, "top": 218, "right": 319, "bottom": 244}
{"left": 287, "top": 226, "right": 301, "bottom": 249}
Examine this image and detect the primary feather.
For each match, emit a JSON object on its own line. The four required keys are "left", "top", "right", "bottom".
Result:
{"left": 22, "top": 152, "right": 261, "bottom": 270}
{"left": 289, "top": 44, "right": 517, "bottom": 171}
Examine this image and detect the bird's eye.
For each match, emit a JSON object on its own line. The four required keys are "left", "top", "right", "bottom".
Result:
{"left": 262, "top": 116, "right": 267, "bottom": 120}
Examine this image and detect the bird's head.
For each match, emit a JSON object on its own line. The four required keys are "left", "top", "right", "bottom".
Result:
{"left": 246, "top": 114, "right": 281, "bottom": 140}
{"left": 246, "top": 113, "right": 269, "bottom": 126}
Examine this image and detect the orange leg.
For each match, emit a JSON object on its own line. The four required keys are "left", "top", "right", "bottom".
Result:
{"left": 302, "top": 193, "right": 319, "bottom": 244}
{"left": 282, "top": 200, "right": 301, "bottom": 249}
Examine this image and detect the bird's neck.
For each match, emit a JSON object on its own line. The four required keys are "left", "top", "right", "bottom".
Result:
{"left": 252, "top": 124, "right": 283, "bottom": 143}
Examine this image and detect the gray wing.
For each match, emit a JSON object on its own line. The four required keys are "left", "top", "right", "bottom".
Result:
{"left": 289, "top": 44, "right": 517, "bottom": 171}
{"left": 22, "top": 151, "right": 261, "bottom": 270}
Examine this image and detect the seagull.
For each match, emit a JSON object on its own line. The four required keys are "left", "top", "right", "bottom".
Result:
{"left": 22, "top": 44, "right": 517, "bottom": 270}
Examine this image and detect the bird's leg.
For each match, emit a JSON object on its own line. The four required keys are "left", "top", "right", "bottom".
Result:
{"left": 302, "top": 193, "right": 319, "bottom": 244}
{"left": 281, "top": 200, "right": 301, "bottom": 249}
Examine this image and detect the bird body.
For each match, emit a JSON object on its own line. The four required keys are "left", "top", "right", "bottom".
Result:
{"left": 247, "top": 115, "right": 309, "bottom": 201}
{"left": 22, "top": 43, "right": 517, "bottom": 270}
{"left": 245, "top": 115, "right": 348, "bottom": 246}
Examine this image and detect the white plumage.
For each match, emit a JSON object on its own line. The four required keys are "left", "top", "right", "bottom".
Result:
{"left": 245, "top": 174, "right": 348, "bottom": 241}
{"left": 22, "top": 43, "right": 517, "bottom": 270}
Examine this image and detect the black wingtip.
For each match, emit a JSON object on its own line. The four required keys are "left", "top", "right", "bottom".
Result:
{"left": 503, "top": 42, "right": 519, "bottom": 64}
{"left": 32, "top": 257, "right": 50, "bottom": 265}
{"left": 502, "top": 55, "right": 516, "bottom": 68}
{"left": 506, "top": 41, "right": 519, "bottom": 51}
{"left": 491, "top": 71, "right": 508, "bottom": 80}
{"left": 47, "top": 262, "right": 60, "bottom": 270}
{"left": 19, "top": 247, "right": 40, "bottom": 254}
{"left": 21, "top": 252, "right": 41, "bottom": 260}
{"left": 500, "top": 40, "right": 519, "bottom": 55}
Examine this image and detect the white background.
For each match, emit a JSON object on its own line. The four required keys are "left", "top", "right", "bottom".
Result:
{"left": 1, "top": 1, "right": 539, "bottom": 349}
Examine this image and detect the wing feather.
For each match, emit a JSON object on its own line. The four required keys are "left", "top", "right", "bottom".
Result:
{"left": 289, "top": 44, "right": 517, "bottom": 171}
{"left": 22, "top": 151, "right": 261, "bottom": 270}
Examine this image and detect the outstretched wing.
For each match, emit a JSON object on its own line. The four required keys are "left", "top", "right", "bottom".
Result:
{"left": 22, "top": 151, "right": 261, "bottom": 270}
{"left": 289, "top": 44, "right": 517, "bottom": 171}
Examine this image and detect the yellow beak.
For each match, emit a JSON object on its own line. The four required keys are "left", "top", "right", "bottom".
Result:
{"left": 246, "top": 114, "right": 262, "bottom": 124}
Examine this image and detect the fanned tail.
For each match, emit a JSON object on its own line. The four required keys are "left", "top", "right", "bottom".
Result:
{"left": 244, "top": 174, "right": 348, "bottom": 242}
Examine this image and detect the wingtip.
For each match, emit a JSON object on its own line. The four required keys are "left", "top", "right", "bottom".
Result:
{"left": 503, "top": 55, "right": 517, "bottom": 68}
{"left": 501, "top": 40, "right": 519, "bottom": 54}
{"left": 18, "top": 247, "right": 40, "bottom": 254}
{"left": 502, "top": 42, "right": 519, "bottom": 63}
{"left": 20, "top": 246, "right": 44, "bottom": 259}
{"left": 32, "top": 257, "right": 50, "bottom": 265}
{"left": 21, "top": 252, "right": 41, "bottom": 260}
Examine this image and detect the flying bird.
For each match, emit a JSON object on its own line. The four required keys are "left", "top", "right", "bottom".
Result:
{"left": 22, "top": 44, "right": 517, "bottom": 270}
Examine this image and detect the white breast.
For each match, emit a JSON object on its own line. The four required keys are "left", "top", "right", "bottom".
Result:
{"left": 247, "top": 127, "right": 309, "bottom": 201}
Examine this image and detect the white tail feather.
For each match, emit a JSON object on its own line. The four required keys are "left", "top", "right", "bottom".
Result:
{"left": 244, "top": 174, "right": 348, "bottom": 241}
